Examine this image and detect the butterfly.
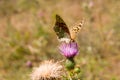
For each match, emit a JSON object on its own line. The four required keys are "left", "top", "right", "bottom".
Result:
{"left": 53, "top": 14, "right": 84, "bottom": 43}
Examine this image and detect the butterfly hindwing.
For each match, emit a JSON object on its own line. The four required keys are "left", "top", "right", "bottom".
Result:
{"left": 53, "top": 15, "right": 70, "bottom": 40}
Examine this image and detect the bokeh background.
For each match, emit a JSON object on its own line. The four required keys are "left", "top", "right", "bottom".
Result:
{"left": 0, "top": 0, "right": 120, "bottom": 80}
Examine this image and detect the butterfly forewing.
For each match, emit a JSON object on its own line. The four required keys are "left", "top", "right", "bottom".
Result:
{"left": 70, "top": 21, "right": 84, "bottom": 40}
{"left": 53, "top": 15, "right": 71, "bottom": 40}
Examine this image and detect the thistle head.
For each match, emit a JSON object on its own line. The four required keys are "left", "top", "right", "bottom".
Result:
{"left": 59, "top": 41, "right": 79, "bottom": 58}
{"left": 30, "top": 60, "right": 64, "bottom": 80}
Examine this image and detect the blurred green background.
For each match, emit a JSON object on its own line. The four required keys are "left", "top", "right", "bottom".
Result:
{"left": 0, "top": 0, "right": 120, "bottom": 80}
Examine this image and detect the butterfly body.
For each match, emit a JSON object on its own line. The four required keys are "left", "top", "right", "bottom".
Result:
{"left": 53, "top": 14, "right": 83, "bottom": 43}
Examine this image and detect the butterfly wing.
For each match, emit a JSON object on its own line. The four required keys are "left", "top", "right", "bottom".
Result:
{"left": 70, "top": 20, "right": 84, "bottom": 40}
{"left": 53, "top": 15, "right": 71, "bottom": 42}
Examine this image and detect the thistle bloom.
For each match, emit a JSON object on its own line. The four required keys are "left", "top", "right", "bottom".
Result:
{"left": 59, "top": 41, "right": 79, "bottom": 58}
{"left": 26, "top": 60, "right": 32, "bottom": 68}
{"left": 30, "top": 60, "right": 63, "bottom": 80}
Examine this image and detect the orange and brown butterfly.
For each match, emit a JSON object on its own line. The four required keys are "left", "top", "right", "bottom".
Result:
{"left": 53, "top": 14, "right": 84, "bottom": 43}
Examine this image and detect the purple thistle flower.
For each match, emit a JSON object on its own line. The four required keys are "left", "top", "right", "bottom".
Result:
{"left": 26, "top": 60, "right": 33, "bottom": 68}
{"left": 59, "top": 41, "right": 79, "bottom": 58}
